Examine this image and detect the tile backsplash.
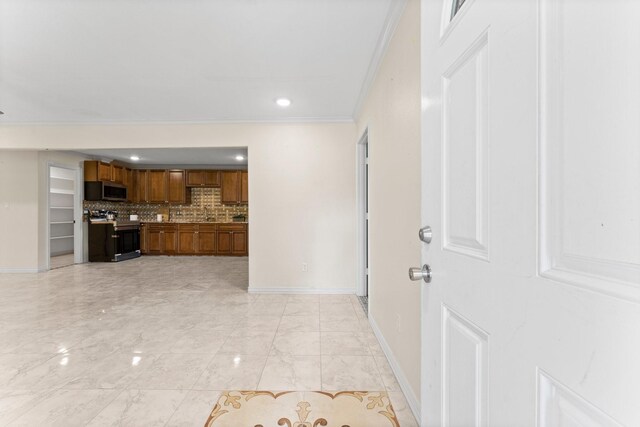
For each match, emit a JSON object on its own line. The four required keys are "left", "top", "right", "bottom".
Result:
{"left": 84, "top": 187, "right": 248, "bottom": 222}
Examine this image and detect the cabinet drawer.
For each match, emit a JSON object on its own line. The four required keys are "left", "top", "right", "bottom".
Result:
{"left": 217, "top": 223, "right": 247, "bottom": 231}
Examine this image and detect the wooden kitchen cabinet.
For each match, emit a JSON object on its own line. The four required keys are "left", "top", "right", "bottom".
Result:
{"left": 186, "top": 170, "right": 220, "bottom": 187}
{"left": 111, "top": 164, "right": 124, "bottom": 184}
{"left": 147, "top": 170, "right": 168, "bottom": 203}
{"left": 132, "top": 169, "right": 149, "bottom": 203}
{"left": 167, "top": 170, "right": 187, "bottom": 203}
{"left": 140, "top": 223, "right": 148, "bottom": 254}
{"left": 240, "top": 171, "right": 248, "bottom": 203}
{"left": 221, "top": 170, "right": 248, "bottom": 205}
{"left": 143, "top": 223, "right": 246, "bottom": 256}
{"left": 142, "top": 169, "right": 188, "bottom": 204}
{"left": 197, "top": 224, "right": 217, "bottom": 254}
{"left": 178, "top": 224, "right": 198, "bottom": 254}
{"left": 217, "top": 223, "right": 248, "bottom": 256}
{"left": 84, "top": 160, "right": 121, "bottom": 183}
{"left": 147, "top": 224, "right": 177, "bottom": 254}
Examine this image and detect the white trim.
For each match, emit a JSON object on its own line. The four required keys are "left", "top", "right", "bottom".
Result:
{"left": 356, "top": 129, "right": 369, "bottom": 297}
{"left": 352, "top": 0, "right": 408, "bottom": 118}
{"left": 0, "top": 116, "right": 355, "bottom": 127}
{"left": 0, "top": 268, "right": 46, "bottom": 273}
{"left": 248, "top": 287, "right": 354, "bottom": 295}
{"left": 369, "top": 314, "right": 421, "bottom": 422}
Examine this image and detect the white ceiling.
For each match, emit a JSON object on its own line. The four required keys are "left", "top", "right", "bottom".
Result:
{"left": 73, "top": 147, "right": 248, "bottom": 166}
{"left": 0, "top": 0, "right": 400, "bottom": 123}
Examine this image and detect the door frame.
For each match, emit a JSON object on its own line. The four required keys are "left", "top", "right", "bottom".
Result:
{"left": 47, "top": 162, "right": 84, "bottom": 270}
{"left": 356, "top": 128, "right": 369, "bottom": 297}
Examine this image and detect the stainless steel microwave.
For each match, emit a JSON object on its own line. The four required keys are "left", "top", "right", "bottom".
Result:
{"left": 84, "top": 181, "right": 127, "bottom": 202}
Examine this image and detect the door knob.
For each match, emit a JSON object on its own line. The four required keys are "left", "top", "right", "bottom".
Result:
{"left": 409, "top": 264, "right": 432, "bottom": 283}
{"left": 419, "top": 226, "right": 432, "bottom": 244}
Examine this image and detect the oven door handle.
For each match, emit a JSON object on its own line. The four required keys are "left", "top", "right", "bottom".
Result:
{"left": 111, "top": 235, "right": 120, "bottom": 238}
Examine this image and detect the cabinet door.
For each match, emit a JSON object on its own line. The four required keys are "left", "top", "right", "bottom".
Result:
{"left": 204, "top": 171, "right": 221, "bottom": 187}
{"left": 197, "top": 225, "right": 216, "bottom": 254}
{"left": 167, "top": 170, "right": 186, "bottom": 204}
{"left": 124, "top": 168, "right": 133, "bottom": 202}
{"left": 231, "top": 231, "right": 247, "bottom": 255}
{"left": 133, "top": 170, "right": 149, "bottom": 203}
{"left": 112, "top": 164, "right": 124, "bottom": 184}
{"left": 163, "top": 227, "right": 178, "bottom": 254}
{"left": 148, "top": 170, "right": 167, "bottom": 203}
{"left": 178, "top": 225, "right": 197, "bottom": 254}
{"left": 221, "top": 171, "right": 240, "bottom": 204}
{"left": 147, "top": 228, "right": 162, "bottom": 254}
{"left": 186, "top": 170, "right": 204, "bottom": 187}
{"left": 240, "top": 171, "right": 248, "bottom": 204}
{"left": 140, "top": 224, "right": 148, "bottom": 254}
{"left": 98, "top": 162, "right": 112, "bottom": 181}
{"left": 216, "top": 231, "right": 232, "bottom": 255}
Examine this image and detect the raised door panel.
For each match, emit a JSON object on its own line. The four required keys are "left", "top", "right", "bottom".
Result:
{"left": 124, "top": 168, "right": 133, "bottom": 202}
{"left": 148, "top": 170, "right": 167, "bottom": 203}
{"left": 231, "top": 231, "right": 247, "bottom": 255}
{"left": 178, "top": 228, "right": 196, "bottom": 254}
{"left": 163, "top": 227, "right": 178, "bottom": 254}
{"left": 167, "top": 170, "right": 186, "bottom": 204}
{"left": 147, "top": 229, "right": 162, "bottom": 254}
{"left": 240, "top": 171, "right": 248, "bottom": 204}
{"left": 216, "top": 231, "right": 232, "bottom": 255}
{"left": 140, "top": 224, "right": 148, "bottom": 254}
{"left": 111, "top": 165, "right": 124, "bottom": 184}
{"left": 204, "top": 170, "right": 220, "bottom": 187}
{"left": 221, "top": 171, "right": 240, "bottom": 204}
{"left": 186, "top": 170, "right": 204, "bottom": 187}
{"left": 98, "top": 162, "right": 112, "bottom": 181}
{"left": 134, "top": 170, "right": 149, "bottom": 203}
{"left": 198, "top": 226, "right": 216, "bottom": 254}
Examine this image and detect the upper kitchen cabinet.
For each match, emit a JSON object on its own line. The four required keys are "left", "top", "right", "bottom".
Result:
{"left": 241, "top": 171, "right": 248, "bottom": 204}
{"left": 167, "top": 170, "right": 187, "bottom": 203}
{"left": 144, "top": 169, "right": 189, "bottom": 204}
{"left": 84, "top": 160, "right": 125, "bottom": 184}
{"left": 221, "top": 170, "right": 248, "bottom": 205}
{"left": 132, "top": 169, "right": 149, "bottom": 203}
{"left": 186, "top": 170, "right": 220, "bottom": 187}
{"left": 147, "top": 170, "right": 167, "bottom": 203}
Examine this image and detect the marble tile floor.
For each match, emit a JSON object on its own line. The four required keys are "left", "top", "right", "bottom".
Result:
{"left": 0, "top": 257, "right": 418, "bottom": 426}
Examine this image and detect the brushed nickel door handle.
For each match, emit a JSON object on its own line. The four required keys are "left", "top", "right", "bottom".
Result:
{"left": 409, "top": 264, "right": 432, "bottom": 283}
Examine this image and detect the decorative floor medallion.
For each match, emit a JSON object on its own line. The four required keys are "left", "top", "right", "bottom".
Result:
{"left": 205, "top": 391, "right": 400, "bottom": 427}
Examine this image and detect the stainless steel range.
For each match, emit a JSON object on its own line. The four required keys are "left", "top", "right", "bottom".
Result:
{"left": 88, "top": 218, "right": 141, "bottom": 262}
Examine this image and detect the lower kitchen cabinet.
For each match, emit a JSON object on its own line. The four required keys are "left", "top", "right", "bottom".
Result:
{"left": 147, "top": 224, "right": 178, "bottom": 255}
{"left": 143, "top": 223, "right": 247, "bottom": 256}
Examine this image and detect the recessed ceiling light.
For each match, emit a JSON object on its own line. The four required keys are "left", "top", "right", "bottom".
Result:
{"left": 130, "top": 155, "right": 140, "bottom": 161}
{"left": 235, "top": 155, "right": 245, "bottom": 161}
{"left": 275, "top": 98, "right": 291, "bottom": 107}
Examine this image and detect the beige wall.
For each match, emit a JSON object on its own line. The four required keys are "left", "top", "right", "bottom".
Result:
{"left": 0, "top": 123, "right": 357, "bottom": 290}
{"left": 0, "top": 151, "right": 40, "bottom": 271}
{"left": 356, "top": 0, "right": 421, "bottom": 405}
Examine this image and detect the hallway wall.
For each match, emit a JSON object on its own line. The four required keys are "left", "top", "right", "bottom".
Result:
{"left": 356, "top": 0, "right": 422, "bottom": 411}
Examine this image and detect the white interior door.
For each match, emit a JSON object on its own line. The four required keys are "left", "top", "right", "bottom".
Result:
{"left": 420, "top": 0, "right": 640, "bottom": 426}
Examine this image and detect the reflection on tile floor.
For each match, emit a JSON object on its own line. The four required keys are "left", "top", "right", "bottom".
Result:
{"left": 0, "top": 257, "right": 417, "bottom": 426}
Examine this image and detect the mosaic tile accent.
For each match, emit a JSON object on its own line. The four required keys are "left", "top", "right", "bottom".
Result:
{"left": 83, "top": 187, "right": 248, "bottom": 223}
{"left": 205, "top": 391, "right": 400, "bottom": 427}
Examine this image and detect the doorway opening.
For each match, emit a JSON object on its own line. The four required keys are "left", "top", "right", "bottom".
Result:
{"left": 48, "top": 165, "right": 80, "bottom": 269}
{"left": 357, "top": 130, "right": 370, "bottom": 312}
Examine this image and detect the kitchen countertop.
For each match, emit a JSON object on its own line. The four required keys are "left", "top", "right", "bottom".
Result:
{"left": 141, "top": 221, "right": 248, "bottom": 224}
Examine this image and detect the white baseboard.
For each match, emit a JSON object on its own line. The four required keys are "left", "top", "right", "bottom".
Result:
{"left": 0, "top": 268, "right": 45, "bottom": 273}
{"left": 248, "top": 286, "right": 355, "bottom": 295}
{"left": 369, "top": 314, "right": 421, "bottom": 423}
